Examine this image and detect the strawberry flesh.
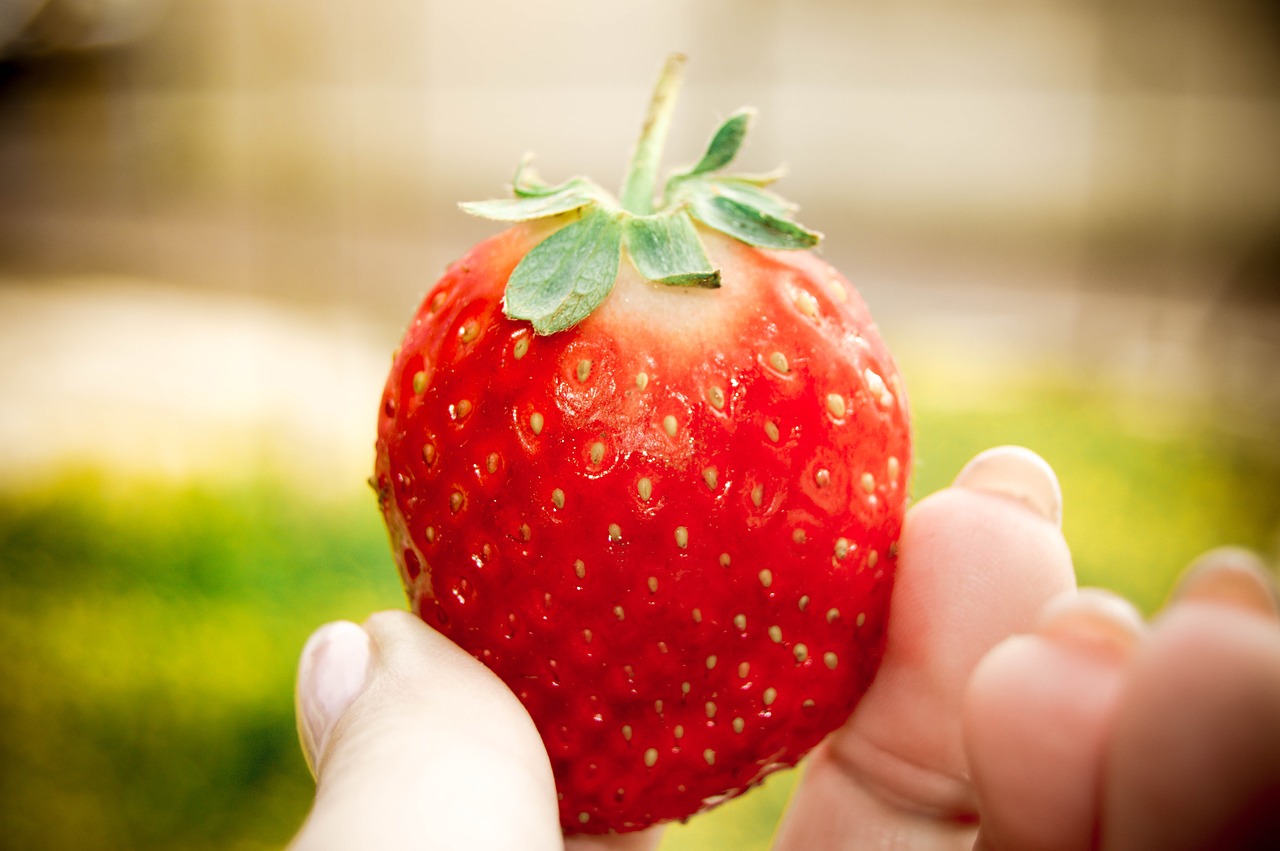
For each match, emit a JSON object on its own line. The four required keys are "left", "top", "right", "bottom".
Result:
{"left": 375, "top": 222, "right": 911, "bottom": 833}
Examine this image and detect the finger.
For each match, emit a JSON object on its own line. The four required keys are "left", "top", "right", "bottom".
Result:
{"left": 565, "top": 827, "right": 664, "bottom": 851}
{"left": 1167, "top": 547, "right": 1279, "bottom": 620}
{"left": 774, "top": 446, "right": 1075, "bottom": 850}
{"left": 290, "top": 610, "right": 563, "bottom": 851}
{"left": 963, "top": 589, "right": 1145, "bottom": 851}
{"left": 1101, "top": 549, "right": 1280, "bottom": 850}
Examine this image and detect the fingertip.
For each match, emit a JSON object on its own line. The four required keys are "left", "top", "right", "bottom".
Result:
{"left": 1036, "top": 587, "right": 1146, "bottom": 659}
{"left": 1171, "top": 547, "right": 1280, "bottom": 622}
{"left": 952, "top": 445, "right": 1062, "bottom": 527}
{"left": 1102, "top": 599, "right": 1280, "bottom": 850}
{"left": 565, "top": 826, "right": 664, "bottom": 851}
{"left": 891, "top": 479, "right": 1076, "bottom": 662}
{"left": 964, "top": 621, "right": 1129, "bottom": 851}
{"left": 358, "top": 607, "right": 441, "bottom": 658}
{"left": 291, "top": 609, "right": 562, "bottom": 851}
{"left": 296, "top": 620, "right": 374, "bottom": 777}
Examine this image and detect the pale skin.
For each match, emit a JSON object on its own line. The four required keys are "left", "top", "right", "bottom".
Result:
{"left": 289, "top": 446, "right": 1280, "bottom": 850}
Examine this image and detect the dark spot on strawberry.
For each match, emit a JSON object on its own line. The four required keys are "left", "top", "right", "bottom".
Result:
{"left": 370, "top": 473, "right": 391, "bottom": 508}
{"left": 402, "top": 548, "right": 421, "bottom": 581}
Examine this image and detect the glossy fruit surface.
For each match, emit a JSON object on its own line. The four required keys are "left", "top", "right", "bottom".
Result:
{"left": 373, "top": 55, "right": 911, "bottom": 833}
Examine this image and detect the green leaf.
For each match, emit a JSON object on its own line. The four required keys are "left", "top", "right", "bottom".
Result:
{"left": 460, "top": 179, "right": 598, "bottom": 222}
{"left": 717, "top": 167, "right": 787, "bottom": 187}
{"left": 689, "top": 193, "right": 821, "bottom": 250}
{"left": 503, "top": 209, "right": 624, "bottom": 335}
{"left": 709, "top": 177, "right": 796, "bottom": 219}
{"left": 512, "top": 157, "right": 557, "bottom": 198}
{"left": 685, "top": 109, "right": 754, "bottom": 176}
{"left": 624, "top": 210, "right": 720, "bottom": 288}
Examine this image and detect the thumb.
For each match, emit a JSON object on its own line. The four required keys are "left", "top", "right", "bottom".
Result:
{"left": 289, "top": 610, "right": 563, "bottom": 851}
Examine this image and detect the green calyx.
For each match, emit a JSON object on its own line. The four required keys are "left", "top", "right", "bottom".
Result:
{"left": 459, "top": 54, "right": 822, "bottom": 336}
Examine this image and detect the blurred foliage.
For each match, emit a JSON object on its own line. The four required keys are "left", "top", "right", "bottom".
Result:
{"left": 0, "top": 476, "right": 401, "bottom": 851}
{"left": 0, "top": 377, "right": 1277, "bottom": 851}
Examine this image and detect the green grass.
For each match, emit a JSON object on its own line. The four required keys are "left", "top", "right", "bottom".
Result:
{"left": 0, "top": 476, "right": 401, "bottom": 851}
{"left": 1, "top": 376, "right": 1276, "bottom": 851}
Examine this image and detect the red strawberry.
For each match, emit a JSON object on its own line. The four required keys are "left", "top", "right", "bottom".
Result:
{"left": 373, "top": 55, "right": 911, "bottom": 834}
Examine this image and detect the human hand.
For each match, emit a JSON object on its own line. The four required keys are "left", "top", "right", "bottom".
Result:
{"left": 288, "top": 446, "right": 1280, "bottom": 850}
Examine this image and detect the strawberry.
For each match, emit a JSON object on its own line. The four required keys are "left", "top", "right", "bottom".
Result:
{"left": 372, "top": 55, "right": 911, "bottom": 834}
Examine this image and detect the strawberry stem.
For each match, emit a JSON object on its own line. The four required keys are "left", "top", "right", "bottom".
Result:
{"left": 619, "top": 54, "right": 686, "bottom": 215}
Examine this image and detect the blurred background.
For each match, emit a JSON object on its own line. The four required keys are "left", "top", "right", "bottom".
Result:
{"left": 1, "top": 1, "right": 1277, "bottom": 849}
